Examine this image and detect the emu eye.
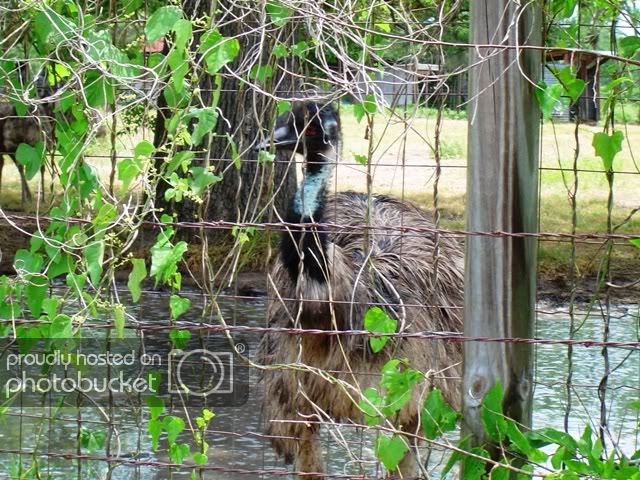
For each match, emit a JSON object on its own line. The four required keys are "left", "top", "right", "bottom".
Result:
{"left": 305, "top": 125, "right": 318, "bottom": 137}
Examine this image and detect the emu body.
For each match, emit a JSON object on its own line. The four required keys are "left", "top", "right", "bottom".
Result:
{"left": 256, "top": 103, "right": 464, "bottom": 478}
{"left": 0, "top": 97, "right": 55, "bottom": 206}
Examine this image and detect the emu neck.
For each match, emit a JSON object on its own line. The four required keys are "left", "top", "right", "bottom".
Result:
{"left": 281, "top": 147, "right": 336, "bottom": 284}
{"left": 293, "top": 151, "right": 333, "bottom": 219}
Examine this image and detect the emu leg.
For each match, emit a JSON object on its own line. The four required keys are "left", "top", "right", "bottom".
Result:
{"left": 294, "top": 425, "right": 323, "bottom": 480}
{"left": 39, "top": 163, "right": 45, "bottom": 202}
{"left": 395, "top": 451, "right": 417, "bottom": 478}
{"left": 392, "top": 421, "right": 421, "bottom": 479}
{"left": 11, "top": 156, "right": 32, "bottom": 207}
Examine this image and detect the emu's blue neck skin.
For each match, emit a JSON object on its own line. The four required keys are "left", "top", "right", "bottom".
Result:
{"left": 280, "top": 145, "right": 338, "bottom": 284}
{"left": 292, "top": 151, "right": 334, "bottom": 219}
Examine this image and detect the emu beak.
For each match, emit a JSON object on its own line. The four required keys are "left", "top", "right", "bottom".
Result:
{"left": 253, "top": 125, "right": 297, "bottom": 151}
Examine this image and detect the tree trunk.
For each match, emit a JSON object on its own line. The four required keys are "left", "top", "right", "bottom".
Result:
{"left": 462, "top": 0, "right": 541, "bottom": 462}
{"left": 154, "top": 0, "right": 297, "bottom": 239}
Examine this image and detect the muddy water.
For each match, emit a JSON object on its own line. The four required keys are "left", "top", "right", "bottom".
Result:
{"left": 0, "top": 291, "right": 637, "bottom": 479}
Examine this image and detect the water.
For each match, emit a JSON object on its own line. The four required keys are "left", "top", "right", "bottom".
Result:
{"left": 534, "top": 304, "right": 639, "bottom": 454}
{"left": 0, "top": 291, "right": 638, "bottom": 479}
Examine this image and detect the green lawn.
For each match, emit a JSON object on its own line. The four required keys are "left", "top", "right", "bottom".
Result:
{"left": 1, "top": 111, "right": 638, "bottom": 280}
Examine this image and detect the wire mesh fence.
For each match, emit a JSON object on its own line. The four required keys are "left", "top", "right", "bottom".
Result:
{"left": 0, "top": 0, "right": 638, "bottom": 479}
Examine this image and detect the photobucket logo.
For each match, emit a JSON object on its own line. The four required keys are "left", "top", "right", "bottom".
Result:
{"left": 168, "top": 349, "right": 234, "bottom": 397}
{"left": 4, "top": 371, "right": 157, "bottom": 398}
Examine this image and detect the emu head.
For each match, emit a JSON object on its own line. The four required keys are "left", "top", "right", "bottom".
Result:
{"left": 255, "top": 102, "right": 341, "bottom": 155}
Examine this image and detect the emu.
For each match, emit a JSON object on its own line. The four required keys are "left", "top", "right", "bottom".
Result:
{"left": 0, "top": 73, "right": 55, "bottom": 207}
{"left": 256, "top": 102, "right": 464, "bottom": 479}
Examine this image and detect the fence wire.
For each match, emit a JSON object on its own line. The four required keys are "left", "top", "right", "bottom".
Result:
{"left": 0, "top": 0, "right": 639, "bottom": 479}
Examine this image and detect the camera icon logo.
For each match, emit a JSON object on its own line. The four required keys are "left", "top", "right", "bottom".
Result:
{"left": 168, "top": 349, "right": 234, "bottom": 397}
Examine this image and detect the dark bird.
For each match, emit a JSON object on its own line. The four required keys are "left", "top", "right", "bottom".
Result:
{"left": 0, "top": 71, "right": 56, "bottom": 207}
{"left": 256, "top": 102, "right": 464, "bottom": 479}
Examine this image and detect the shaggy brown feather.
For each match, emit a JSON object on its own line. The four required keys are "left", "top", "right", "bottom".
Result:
{"left": 258, "top": 190, "right": 464, "bottom": 478}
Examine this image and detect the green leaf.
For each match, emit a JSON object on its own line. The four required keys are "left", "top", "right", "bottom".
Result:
{"left": 551, "top": 446, "right": 567, "bottom": 470}
{"left": 190, "top": 167, "right": 221, "bottom": 196}
{"left": 16, "top": 326, "right": 41, "bottom": 354}
{"left": 354, "top": 103, "right": 365, "bottom": 123}
{"left": 173, "top": 19, "right": 192, "bottom": 52}
{"left": 593, "top": 130, "right": 624, "bottom": 172}
{"left": 564, "top": 460, "right": 591, "bottom": 475}
{"left": 145, "top": 6, "right": 183, "bottom": 43}
{"left": 199, "top": 30, "right": 240, "bottom": 75}
{"left": 170, "top": 443, "right": 190, "bottom": 464}
{"left": 258, "top": 150, "right": 275, "bottom": 164}
{"left": 272, "top": 43, "right": 289, "bottom": 58}
{"left": 577, "top": 424, "right": 593, "bottom": 457}
{"left": 266, "top": 1, "right": 292, "bottom": 26}
{"left": 147, "top": 371, "right": 162, "bottom": 394}
{"left": 527, "top": 427, "right": 577, "bottom": 453}
{"left": 277, "top": 100, "right": 291, "bottom": 115}
{"left": 421, "top": 388, "right": 460, "bottom": 440}
{"left": 14, "top": 250, "right": 43, "bottom": 274}
{"left": 42, "top": 298, "right": 59, "bottom": 319}
{"left": 170, "top": 329, "right": 191, "bottom": 349}
{"left": 148, "top": 418, "right": 162, "bottom": 450}
{"left": 354, "top": 154, "right": 368, "bottom": 166}
{"left": 353, "top": 95, "right": 377, "bottom": 123}
{"left": 489, "top": 461, "right": 510, "bottom": 480}
{"left": 554, "top": 67, "right": 586, "bottom": 104}
{"left": 146, "top": 395, "right": 165, "bottom": 420}
{"left": 93, "top": 203, "right": 118, "bottom": 228}
{"left": 380, "top": 360, "right": 422, "bottom": 415}
{"left": 117, "top": 159, "right": 143, "bottom": 193}
{"left": 364, "top": 307, "right": 397, "bottom": 353}
{"left": 359, "top": 387, "right": 384, "bottom": 426}
{"left": 481, "top": 382, "right": 507, "bottom": 442}
{"left": 535, "top": 81, "right": 564, "bottom": 121}
{"left": 80, "top": 428, "right": 106, "bottom": 453}
{"left": 34, "top": 8, "right": 76, "bottom": 49}
{"left": 291, "top": 41, "right": 309, "bottom": 58}
{"left": 170, "top": 295, "right": 191, "bottom": 321}
{"left": 166, "top": 151, "right": 194, "bottom": 175}
{"left": 85, "top": 240, "right": 105, "bottom": 286}
{"left": 546, "top": 470, "right": 580, "bottom": 480}
{"left": 375, "top": 22, "right": 391, "bottom": 33}
{"left": 375, "top": 435, "right": 408, "bottom": 471}
{"left": 552, "top": 0, "right": 578, "bottom": 18}
{"left": 168, "top": 50, "right": 188, "bottom": 93}
{"left": 619, "top": 36, "right": 640, "bottom": 58}
{"left": 50, "top": 314, "right": 73, "bottom": 338}
{"left": 463, "top": 447, "right": 490, "bottom": 480}
{"left": 134, "top": 140, "right": 155, "bottom": 159}
{"left": 26, "top": 275, "right": 48, "bottom": 318}
{"left": 442, "top": 437, "right": 469, "bottom": 478}
{"left": 202, "top": 409, "right": 215, "bottom": 421}
{"left": 113, "top": 304, "right": 125, "bottom": 339}
{"left": 16, "top": 142, "right": 46, "bottom": 180}
{"left": 515, "top": 463, "right": 534, "bottom": 480}
{"left": 192, "top": 452, "right": 208, "bottom": 465}
{"left": 186, "top": 108, "right": 218, "bottom": 146}
{"left": 505, "top": 417, "right": 531, "bottom": 455}
{"left": 249, "top": 64, "right": 274, "bottom": 84}
{"left": 163, "top": 416, "right": 186, "bottom": 444}
{"left": 127, "top": 258, "right": 147, "bottom": 303}
{"left": 150, "top": 238, "right": 188, "bottom": 287}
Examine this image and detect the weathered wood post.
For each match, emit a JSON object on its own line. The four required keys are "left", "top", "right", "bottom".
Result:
{"left": 463, "top": 0, "right": 542, "bottom": 457}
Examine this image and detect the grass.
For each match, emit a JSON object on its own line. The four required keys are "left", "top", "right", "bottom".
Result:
{"left": 1, "top": 111, "right": 639, "bottom": 284}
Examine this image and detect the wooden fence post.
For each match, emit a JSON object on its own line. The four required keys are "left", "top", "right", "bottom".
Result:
{"left": 463, "top": 0, "right": 542, "bottom": 455}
